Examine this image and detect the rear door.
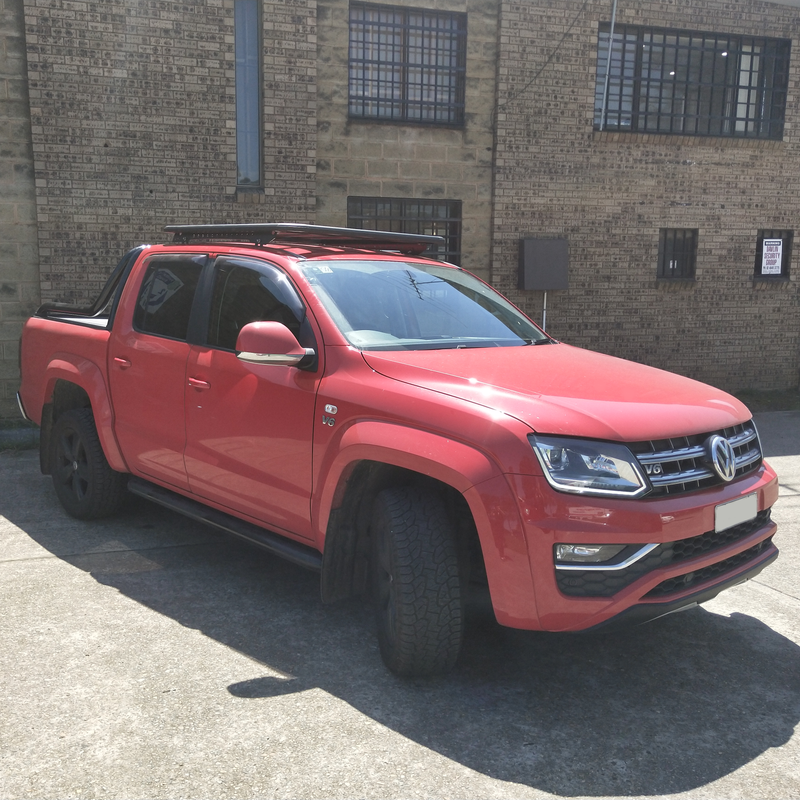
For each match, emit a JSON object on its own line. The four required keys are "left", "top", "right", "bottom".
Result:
{"left": 183, "top": 256, "right": 321, "bottom": 540}
{"left": 108, "top": 253, "right": 206, "bottom": 490}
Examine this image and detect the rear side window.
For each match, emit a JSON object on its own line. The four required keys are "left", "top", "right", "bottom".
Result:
{"left": 207, "top": 258, "right": 306, "bottom": 350}
{"left": 133, "top": 256, "right": 204, "bottom": 340}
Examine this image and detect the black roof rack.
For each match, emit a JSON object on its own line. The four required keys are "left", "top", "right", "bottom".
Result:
{"left": 164, "top": 223, "right": 444, "bottom": 255}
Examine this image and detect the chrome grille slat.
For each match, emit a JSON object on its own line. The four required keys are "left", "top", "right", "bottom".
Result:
{"left": 649, "top": 466, "right": 715, "bottom": 487}
{"left": 637, "top": 446, "right": 706, "bottom": 465}
{"left": 728, "top": 427, "right": 758, "bottom": 447}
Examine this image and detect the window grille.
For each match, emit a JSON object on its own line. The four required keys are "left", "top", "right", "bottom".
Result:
{"left": 755, "top": 230, "right": 793, "bottom": 278}
{"left": 657, "top": 229, "right": 698, "bottom": 280}
{"left": 349, "top": 3, "right": 467, "bottom": 125}
{"left": 347, "top": 197, "right": 462, "bottom": 263}
{"left": 595, "top": 24, "right": 790, "bottom": 140}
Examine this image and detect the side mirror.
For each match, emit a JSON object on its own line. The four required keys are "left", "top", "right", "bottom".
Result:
{"left": 235, "top": 321, "right": 315, "bottom": 366}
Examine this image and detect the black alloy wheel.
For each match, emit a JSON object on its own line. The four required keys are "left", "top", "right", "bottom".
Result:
{"left": 50, "top": 408, "right": 127, "bottom": 520}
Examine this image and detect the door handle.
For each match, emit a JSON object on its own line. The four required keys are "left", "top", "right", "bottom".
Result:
{"left": 188, "top": 377, "right": 211, "bottom": 390}
{"left": 113, "top": 357, "right": 132, "bottom": 369}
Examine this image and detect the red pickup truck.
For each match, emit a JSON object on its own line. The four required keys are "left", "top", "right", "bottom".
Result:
{"left": 18, "top": 224, "right": 779, "bottom": 676}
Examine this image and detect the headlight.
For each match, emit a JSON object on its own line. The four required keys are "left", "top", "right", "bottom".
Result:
{"left": 530, "top": 435, "right": 649, "bottom": 497}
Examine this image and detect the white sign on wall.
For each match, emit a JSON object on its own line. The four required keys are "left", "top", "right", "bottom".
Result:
{"left": 761, "top": 238, "right": 783, "bottom": 276}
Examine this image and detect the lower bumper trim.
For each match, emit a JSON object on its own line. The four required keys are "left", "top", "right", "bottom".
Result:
{"left": 582, "top": 545, "right": 778, "bottom": 632}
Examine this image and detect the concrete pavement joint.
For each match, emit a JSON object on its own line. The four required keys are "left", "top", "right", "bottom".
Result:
{"left": 751, "top": 578, "right": 800, "bottom": 603}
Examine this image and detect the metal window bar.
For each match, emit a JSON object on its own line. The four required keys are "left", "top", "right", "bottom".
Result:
{"left": 349, "top": 3, "right": 466, "bottom": 124}
{"left": 347, "top": 197, "right": 462, "bottom": 263}
{"left": 658, "top": 229, "right": 698, "bottom": 279}
{"left": 755, "top": 229, "right": 793, "bottom": 278}
{"left": 595, "top": 23, "right": 790, "bottom": 140}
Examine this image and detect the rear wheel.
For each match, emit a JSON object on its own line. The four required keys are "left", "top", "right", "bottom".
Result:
{"left": 371, "top": 486, "right": 463, "bottom": 677}
{"left": 50, "top": 408, "right": 127, "bottom": 519}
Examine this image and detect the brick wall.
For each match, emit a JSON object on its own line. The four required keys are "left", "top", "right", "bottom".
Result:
{"left": 493, "top": 0, "right": 800, "bottom": 391}
{"left": 316, "top": 0, "right": 497, "bottom": 281}
{"left": 0, "top": 0, "right": 40, "bottom": 419}
{"left": 23, "top": 0, "right": 317, "bottom": 305}
{"left": 11, "top": 0, "right": 800, "bottom": 408}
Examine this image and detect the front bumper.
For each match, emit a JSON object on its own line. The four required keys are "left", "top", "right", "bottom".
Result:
{"left": 506, "top": 461, "right": 779, "bottom": 632}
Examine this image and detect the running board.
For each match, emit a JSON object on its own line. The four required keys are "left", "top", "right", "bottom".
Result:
{"left": 127, "top": 477, "right": 323, "bottom": 572}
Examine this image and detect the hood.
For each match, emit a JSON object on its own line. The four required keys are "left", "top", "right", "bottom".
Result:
{"left": 361, "top": 344, "right": 750, "bottom": 442}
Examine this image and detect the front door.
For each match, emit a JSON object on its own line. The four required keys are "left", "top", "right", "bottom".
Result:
{"left": 183, "top": 257, "right": 321, "bottom": 540}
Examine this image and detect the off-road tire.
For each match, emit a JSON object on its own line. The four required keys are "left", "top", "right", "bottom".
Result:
{"left": 50, "top": 408, "right": 127, "bottom": 520}
{"left": 371, "top": 486, "right": 463, "bottom": 677}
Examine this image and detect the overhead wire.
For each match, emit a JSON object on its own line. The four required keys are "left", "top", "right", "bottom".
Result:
{"left": 494, "top": 0, "right": 593, "bottom": 121}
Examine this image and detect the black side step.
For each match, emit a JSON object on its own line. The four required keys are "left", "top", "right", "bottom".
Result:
{"left": 128, "top": 477, "right": 323, "bottom": 572}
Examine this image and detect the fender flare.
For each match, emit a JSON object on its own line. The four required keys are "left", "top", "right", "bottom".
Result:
{"left": 313, "top": 419, "right": 502, "bottom": 544}
{"left": 42, "top": 355, "right": 128, "bottom": 473}
{"left": 315, "top": 420, "right": 539, "bottom": 623}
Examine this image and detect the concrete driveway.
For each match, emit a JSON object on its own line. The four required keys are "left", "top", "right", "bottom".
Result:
{"left": 1, "top": 413, "right": 798, "bottom": 799}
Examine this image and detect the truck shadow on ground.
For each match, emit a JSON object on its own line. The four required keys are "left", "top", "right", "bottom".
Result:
{"left": 5, "top": 457, "right": 799, "bottom": 798}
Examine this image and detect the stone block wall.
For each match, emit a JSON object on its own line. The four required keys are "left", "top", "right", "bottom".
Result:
{"left": 493, "top": 0, "right": 800, "bottom": 391}
{"left": 316, "top": 0, "right": 497, "bottom": 281}
{"left": 23, "top": 0, "right": 317, "bottom": 305}
{"left": 0, "top": 0, "right": 39, "bottom": 419}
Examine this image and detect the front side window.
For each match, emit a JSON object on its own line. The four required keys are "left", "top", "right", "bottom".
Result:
{"left": 349, "top": 3, "right": 466, "bottom": 125}
{"left": 302, "top": 259, "right": 548, "bottom": 350}
{"left": 348, "top": 196, "right": 462, "bottom": 263}
{"left": 133, "top": 256, "right": 204, "bottom": 340}
{"left": 207, "top": 258, "right": 307, "bottom": 350}
{"left": 657, "top": 229, "right": 698, "bottom": 280}
{"left": 595, "top": 23, "right": 790, "bottom": 139}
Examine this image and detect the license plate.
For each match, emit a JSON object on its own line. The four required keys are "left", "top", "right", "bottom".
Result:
{"left": 715, "top": 493, "right": 758, "bottom": 533}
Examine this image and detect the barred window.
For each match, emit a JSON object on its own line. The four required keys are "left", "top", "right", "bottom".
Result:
{"left": 658, "top": 229, "right": 698, "bottom": 280}
{"left": 595, "top": 24, "right": 790, "bottom": 140}
{"left": 755, "top": 230, "right": 793, "bottom": 279}
{"left": 349, "top": 3, "right": 467, "bottom": 125}
{"left": 348, "top": 197, "right": 462, "bottom": 263}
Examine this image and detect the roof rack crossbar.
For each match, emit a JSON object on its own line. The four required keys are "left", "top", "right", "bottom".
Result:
{"left": 164, "top": 223, "right": 445, "bottom": 256}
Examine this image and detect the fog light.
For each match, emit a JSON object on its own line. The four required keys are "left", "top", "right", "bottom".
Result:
{"left": 555, "top": 544, "right": 626, "bottom": 563}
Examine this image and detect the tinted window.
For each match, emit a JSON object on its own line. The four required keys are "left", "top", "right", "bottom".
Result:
{"left": 133, "top": 256, "right": 204, "bottom": 340}
{"left": 207, "top": 259, "right": 305, "bottom": 350}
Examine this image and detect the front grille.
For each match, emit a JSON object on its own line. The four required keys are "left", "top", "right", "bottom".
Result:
{"left": 630, "top": 423, "right": 762, "bottom": 497}
{"left": 556, "top": 509, "right": 771, "bottom": 597}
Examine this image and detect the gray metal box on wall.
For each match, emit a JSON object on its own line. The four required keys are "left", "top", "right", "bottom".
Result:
{"left": 518, "top": 238, "right": 569, "bottom": 291}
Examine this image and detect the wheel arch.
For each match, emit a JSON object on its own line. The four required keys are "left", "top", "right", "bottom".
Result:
{"left": 39, "top": 358, "right": 127, "bottom": 475}
{"left": 320, "top": 459, "right": 479, "bottom": 604}
{"left": 317, "top": 422, "right": 500, "bottom": 604}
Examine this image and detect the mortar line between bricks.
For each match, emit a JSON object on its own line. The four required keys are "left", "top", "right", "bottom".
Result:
{"left": 0, "top": 540, "right": 220, "bottom": 565}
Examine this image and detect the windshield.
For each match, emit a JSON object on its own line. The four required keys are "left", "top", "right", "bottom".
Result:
{"left": 302, "top": 260, "right": 549, "bottom": 350}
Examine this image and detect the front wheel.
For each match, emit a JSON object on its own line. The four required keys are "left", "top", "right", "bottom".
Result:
{"left": 371, "top": 486, "right": 463, "bottom": 677}
{"left": 50, "top": 408, "right": 127, "bottom": 520}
